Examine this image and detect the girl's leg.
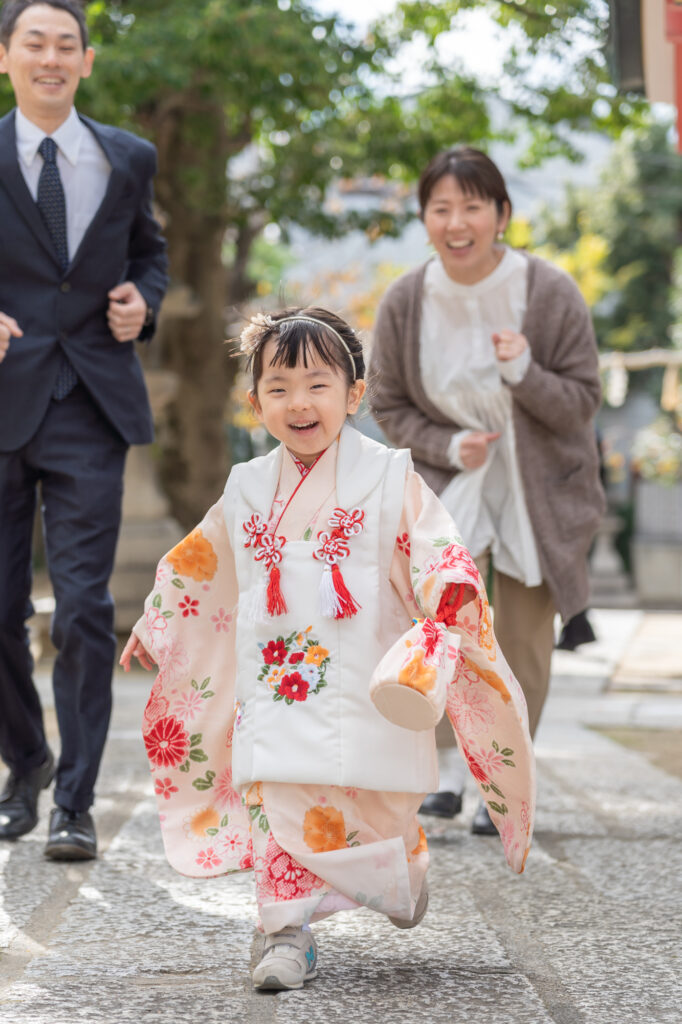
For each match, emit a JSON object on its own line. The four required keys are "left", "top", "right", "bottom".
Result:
{"left": 248, "top": 800, "right": 324, "bottom": 990}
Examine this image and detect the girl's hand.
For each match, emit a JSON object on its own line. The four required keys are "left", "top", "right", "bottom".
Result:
{"left": 492, "top": 330, "right": 528, "bottom": 362}
{"left": 460, "top": 431, "right": 501, "bottom": 469}
{"left": 120, "top": 633, "right": 157, "bottom": 672}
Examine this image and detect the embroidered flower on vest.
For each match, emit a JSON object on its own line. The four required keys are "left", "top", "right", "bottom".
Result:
{"left": 257, "top": 628, "right": 331, "bottom": 705}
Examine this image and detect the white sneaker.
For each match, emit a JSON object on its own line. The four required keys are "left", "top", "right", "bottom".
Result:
{"left": 388, "top": 882, "right": 429, "bottom": 929}
{"left": 252, "top": 926, "right": 318, "bottom": 990}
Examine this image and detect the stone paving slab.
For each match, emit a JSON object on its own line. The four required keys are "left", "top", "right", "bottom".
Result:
{"left": 2, "top": 609, "right": 682, "bottom": 1022}
{"left": 610, "top": 612, "right": 682, "bottom": 692}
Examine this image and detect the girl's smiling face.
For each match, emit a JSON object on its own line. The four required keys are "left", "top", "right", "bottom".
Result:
{"left": 249, "top": 337, "right": 366, "bottom": 465}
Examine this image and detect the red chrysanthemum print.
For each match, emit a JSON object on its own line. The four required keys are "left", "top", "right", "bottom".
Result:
{"left": 288, "top": 651, "right": 305, "bottom": 664}
{"left": 255, "top": 835, "right": 324, "bottom": 901}
{"left": 144, "top": 715, "right": 190, "bottom": 768}
{"left": 262, "top": 640, "right": 287, "bottom": 665}
{"left": 213, "top": 766, "right": 242, "bottom": 810}
{"left": 278, "top": 672, "right": 309, "bottom": 702}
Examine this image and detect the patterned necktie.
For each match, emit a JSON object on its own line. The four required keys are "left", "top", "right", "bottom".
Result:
{"left": 37, "top": 137, "right": 78, "bottom": 400}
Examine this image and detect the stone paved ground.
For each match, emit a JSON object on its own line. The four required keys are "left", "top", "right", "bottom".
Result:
{"left": 1, "top": 609, "right": 681, "bottom": 1024}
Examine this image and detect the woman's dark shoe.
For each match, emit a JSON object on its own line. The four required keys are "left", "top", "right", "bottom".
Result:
{"left": 556, "top": 610, "right": 597, "bottom": 651}
{"left": 418, "top": 791, "right": 463, "bottom": 819}
{"left": 44, "top": 806, "right": 97, "bottom": 860}
{"left": 0, "top": 751, "right": 55, "bottom": 839}
{"left": 471, "top": 801, "right": 498, "bottom": 836}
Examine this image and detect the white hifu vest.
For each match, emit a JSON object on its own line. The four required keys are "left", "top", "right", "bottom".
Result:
{"left": 223, "top": 426, "right": 438, "bottom": 794}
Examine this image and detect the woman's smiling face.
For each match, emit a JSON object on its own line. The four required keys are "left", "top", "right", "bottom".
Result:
{"left": 422, "top": 174, "right": 509, "bottom": 286}
{"left": 249, "top": 338, "right": 365, "bottom": 465}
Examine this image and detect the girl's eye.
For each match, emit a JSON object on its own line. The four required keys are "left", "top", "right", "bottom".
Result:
{"left": 311, "top": 384, "right": 327, "bottom": 390}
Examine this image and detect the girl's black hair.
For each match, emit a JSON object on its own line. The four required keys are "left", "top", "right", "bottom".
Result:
{"left": 248, "top": 307, "right": 364, "bottom": 390}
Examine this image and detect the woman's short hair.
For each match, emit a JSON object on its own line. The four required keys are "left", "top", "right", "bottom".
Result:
{"left": 418, "top": 147, "right": 512, "bottom": 218}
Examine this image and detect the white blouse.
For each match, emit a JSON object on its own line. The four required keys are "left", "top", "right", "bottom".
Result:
{"left": 419, "top": 249, "right": 542, "bottom": 586}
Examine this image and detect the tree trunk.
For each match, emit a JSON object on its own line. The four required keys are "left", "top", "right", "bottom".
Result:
{"left": 148, "top": 96, "right": 254, "bottom": 528}
{"left": 159, "top": 216, "right": 233, "bottom": 529}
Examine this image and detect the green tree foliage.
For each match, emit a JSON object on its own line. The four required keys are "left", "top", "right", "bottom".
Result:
{"left": 537, "top": 124, "right": 682, "bottom": 353}
{"left": 0, "top": 0, "right": 648, "bottom": 523}
{"left": 378, "top": 0, "right": 648, "bottom": 163}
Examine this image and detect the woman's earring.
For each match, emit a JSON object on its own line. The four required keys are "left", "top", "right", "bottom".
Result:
{"left": 497, "top": 231, "right": 504, "bottom": 241}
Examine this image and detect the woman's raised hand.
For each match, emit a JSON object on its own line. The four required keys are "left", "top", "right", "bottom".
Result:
{"left": 120, "top": 633, "right": 157, "bottom": 672}
{"left": 492, "top": 329, "right": 528, "bottom": 362}
{"left": 459, "top": 431, "right": 501, "bottom": 469}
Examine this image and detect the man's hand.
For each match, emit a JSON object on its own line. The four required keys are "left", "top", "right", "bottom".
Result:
{"left": 492, "top": 329, "right": 529, "bottom": 362}
{"left": 107, "top": 282, "right": 149, "bottom": 342}
{"left": 0, "top": 312, "right": 23, "bottom": 364}
{"left": 460, "top": 431, "right": 501, "bottom": 469}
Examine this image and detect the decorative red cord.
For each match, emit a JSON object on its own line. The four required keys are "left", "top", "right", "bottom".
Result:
{"left": 435, "top": 582, "right": 466, "bottom": 626}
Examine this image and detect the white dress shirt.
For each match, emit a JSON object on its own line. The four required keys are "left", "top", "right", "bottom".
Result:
{"left": 15, "top": 106, "right": 111, "bottom": 263}
{"left": 419, "top": 249, "right": 542, "bottom": 586}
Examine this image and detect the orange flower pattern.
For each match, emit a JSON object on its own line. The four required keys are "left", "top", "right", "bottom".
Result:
{"left": 303, "top": 805, "right": 347, "bottom": 853}
{"left": 398, "top": 648, "right": 437, "bottom": 695}
{"left": 167, "top": 528, "right": 218, "bottom": 582}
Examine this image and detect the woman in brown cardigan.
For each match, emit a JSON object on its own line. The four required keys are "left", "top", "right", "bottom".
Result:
{"left": 369, "top": 148, "right": 605, "bottom": 834}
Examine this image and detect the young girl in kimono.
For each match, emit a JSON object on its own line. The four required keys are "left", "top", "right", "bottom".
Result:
{"left": 121, "top": 307, "right": 535, "bottom": 992}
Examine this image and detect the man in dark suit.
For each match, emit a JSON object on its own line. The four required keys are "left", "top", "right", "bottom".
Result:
{"left": 0, "top": 0, "right": 168, "bottom": 859}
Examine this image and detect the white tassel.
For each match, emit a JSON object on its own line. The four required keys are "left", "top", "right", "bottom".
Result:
{"left": 243, "top": 572, "right": 268, "bottom": 623}
{"left": 319, "top": 564, "right": 342, "bottom": 619}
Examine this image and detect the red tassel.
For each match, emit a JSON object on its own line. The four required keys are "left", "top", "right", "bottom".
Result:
{"left": 330, "top": 562, "right": 360, "bottom": 619}
{"left": 436, "top": 582, "right": 465, "bottom": 626}
{"left": 266, "top": 565, "right": 287, "bottom": 616}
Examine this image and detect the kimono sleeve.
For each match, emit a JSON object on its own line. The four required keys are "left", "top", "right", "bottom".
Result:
{"left": 135, "top": 496, "right": 253, "bottom": 879}
{"left": 391, "top": 471, "right": 536, "bottom": 874}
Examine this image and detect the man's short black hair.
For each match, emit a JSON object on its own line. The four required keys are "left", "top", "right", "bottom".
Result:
{"left": 0, "top": 0, "right": 89, "bottom": 50}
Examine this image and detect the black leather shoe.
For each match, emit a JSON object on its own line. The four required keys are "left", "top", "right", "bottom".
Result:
{"left": 44, "top": 806, "right": 97, "bottom": 860}
{"left": 471, "top": 801, "right": 498, "bottom": 836}
{"left": 0, "top": 751, "right": 55, "bottom": 840}
{"left": 418, "top": 790, "right": 463, "bottom": 819}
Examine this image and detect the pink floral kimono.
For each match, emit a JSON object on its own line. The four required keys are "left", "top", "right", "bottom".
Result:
{"left": 135, "top": 426, "right": 534, "bottom": 934}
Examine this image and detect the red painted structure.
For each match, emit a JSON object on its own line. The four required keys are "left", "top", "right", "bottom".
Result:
{"left": 666, "top": 0, "right": 682, "bottom": 149}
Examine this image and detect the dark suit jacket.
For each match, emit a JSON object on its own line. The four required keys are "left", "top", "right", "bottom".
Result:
{"left": 0, "top": 110, "right": 168, "bottom": 450}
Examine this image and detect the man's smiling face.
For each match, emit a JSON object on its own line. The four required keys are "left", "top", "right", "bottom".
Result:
{"left": 0, "top": 3, "right": 94, "bottom": 126}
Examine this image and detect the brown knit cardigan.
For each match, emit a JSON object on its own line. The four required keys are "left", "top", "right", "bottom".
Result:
{"left": 368, "top": 252, "right": 606, "bottom": 621}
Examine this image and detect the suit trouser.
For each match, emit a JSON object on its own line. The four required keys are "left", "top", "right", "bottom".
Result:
{"left": 436, "top": 550, "right": 556, "bottom": 749}
{"left": 0, "top": 383, "right": 127, "bottom": 812}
